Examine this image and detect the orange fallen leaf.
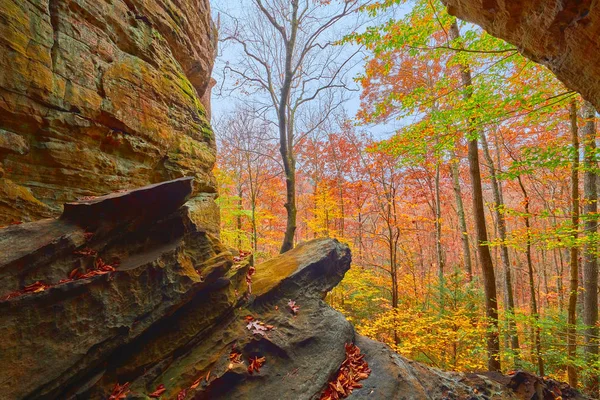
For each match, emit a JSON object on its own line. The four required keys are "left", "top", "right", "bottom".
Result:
{"left": 108, "top": 382, "right": 130, "bottom": 400}
{"left": 247, "top": 356, "right": 266, "bottom": 374}
{"left": 148, "top": 383, "right": 166, "bottom": 398}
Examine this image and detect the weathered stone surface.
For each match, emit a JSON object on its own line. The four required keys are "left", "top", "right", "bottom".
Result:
{"left": 0, "top": 179, "right": 237, "bottom": 399}
{"left": 0, "top": 0, "right": 217, "bottom": 225}
{"left": 442, "top": 0, "right": 600, "bottom": 110}
{"left": 1, "top": 181, "right": 587, "bottom": 400}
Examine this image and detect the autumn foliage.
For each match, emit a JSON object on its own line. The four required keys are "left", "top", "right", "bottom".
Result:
{"left": 214, "top": 0, "right": 599, "bottom": 396}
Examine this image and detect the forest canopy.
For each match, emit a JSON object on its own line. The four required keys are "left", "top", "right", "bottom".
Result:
{"left": 211, "top": 0, "right": 599, "bottom": 396}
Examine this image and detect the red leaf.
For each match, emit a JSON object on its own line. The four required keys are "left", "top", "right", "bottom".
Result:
{"left": 247, "top": 356, "right": 266, "bottom": 374}
{"left": 108, "top": 382, "right": 130, "bottom": 400}
{"left": 148, "top": 383, "right": 166, "bottom": 398}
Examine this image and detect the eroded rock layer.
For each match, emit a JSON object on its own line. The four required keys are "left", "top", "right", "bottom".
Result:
{"left": 0, "top": 0, "right": 217, "bottom": 227}
{"left": 442, "top": 0, "right": 600, "bottom": 109}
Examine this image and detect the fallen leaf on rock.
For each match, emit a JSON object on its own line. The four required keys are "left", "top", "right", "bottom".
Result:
{"left": 108, "top": 382, "right": 130, "bottom": 400}
{"left": 148, "top": 383, "right": 166, "bottom": 398}
{"left": 74, "top": 247, "right": 97, "bottom": 256}
{"left": 24, "top": 281, "right": 50, "bottom": 294}
{"left": 2, "top": 281, "right": 52, "bottom": 301}
{"left": 190, "top": 376, "right": 202, "bottom": 389}
{"left": 229, "top": 348, "right": 243, "bottom": 364}
{"left": 176, "top": 388, "right": 188, "bottom": 400}
{"left": 319, "top": 343, "right": 371, "bottom": 400}
{"left": 246, "top": 320, "right": 275, "bottom": 336}
{"left": 288, "top": 299, "right": 300, "bottom": 315}
{"left": 247, "top": 356, "right": 266, "bottom": 374}
{"left": 69, "top": 267, "right": 80, "bottom": 279}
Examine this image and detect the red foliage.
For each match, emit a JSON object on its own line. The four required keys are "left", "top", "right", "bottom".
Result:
{"left": 73, "top": 247, "right": 97, "bottom": 256}
{"left": 247, "top": 356, "right": 266, "bottom": 374}
{"left": 319, "top": 344, "right": 371, "bottom": 400}
{"left": 288, "top": 299, "right": 300, "bottom": 315}
{"left": 108, "top": 382, "right": 130, "bottom": 400}
{"left": 148, "top": 384, "right": 166, "bottom": 398}
{"left": 1, "top": 256, "right": 117, "bottom": 301}
{"left": 2, "top": 281, "right": 50, "bottom": 301}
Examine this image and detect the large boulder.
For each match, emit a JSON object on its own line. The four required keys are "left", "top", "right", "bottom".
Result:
{"left": 0, "top": 0, "right": 217, "bottom": 227}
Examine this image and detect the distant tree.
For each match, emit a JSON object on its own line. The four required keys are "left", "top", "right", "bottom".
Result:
{"left": 218, "top": 0, "right": 364, "bottom": 253}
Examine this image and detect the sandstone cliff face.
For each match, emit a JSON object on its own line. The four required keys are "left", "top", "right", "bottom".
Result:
{"left": 442, "top": 0, "right": 600, "bottom": 110}
{"left": 0, "top": 0, "right": 217, "bottom": 228}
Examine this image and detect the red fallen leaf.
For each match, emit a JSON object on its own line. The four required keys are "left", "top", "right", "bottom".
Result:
{"left": 9, "top": 221, "right": 22, "bottom": 225}
{"left": 206, "top": 370, "right": 211, "bottom": 382}
{"left": 229, "top": 348, "right": 243, "bottom": 365}
{"left": 79, "top": 195, "right": 98, "bottom": 201}
{"left": 69, "top": 268, "right": 80, "bottom": 279}
{"left": 74, "top": 247, "right": 97, "bottom": 256}
{"left": 83, "top": 232, "right": 94, "bottom": 241}
{"left": 148, "top": 383, "right": 166, "bottom": 398}
{"left": 23, "top": 281, "right": 50, "bottom": 293}
{"left": 190, "top": 376, "right": 203, "bottom": 390}
{"left": 319, "top": 344, "right": 371, "bottom": 400}
{"left": 247, "top": 356, "right": 266, "bottom": 375}
{"left": 288, "top": 299, "right": 300, "bottom": 315}
{"left": 58, "top": 278, "right": 73, "bottom": 284}
{"left": 176, "top": 388, "right": 188, "bottom": 400}
{"left": 108, "top": 382, "right": 130, "bottom": 400}
{"left": 244, "top": 315, "right": 254, "bottom": 323}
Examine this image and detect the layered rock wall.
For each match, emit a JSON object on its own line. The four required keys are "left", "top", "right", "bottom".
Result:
{"left": 0, "top": 0, "right": 217, "bottom": 228}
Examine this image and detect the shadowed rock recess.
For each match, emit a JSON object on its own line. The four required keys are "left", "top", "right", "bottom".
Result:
{"left": 0, "top": 179, "right": 589, "bottom": 400}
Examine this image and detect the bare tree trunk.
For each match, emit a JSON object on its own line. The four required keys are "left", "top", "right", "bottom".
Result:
{"left": 435, "top": 162, "right": 445, "bottom": 293}
{"left": 581, "top": 99, "right": 599, "bottom": 396}
{"left": 517, "top": 176, "right": 544, "bottom": 376}
{"left": 450, "top": 156, "right": 473, "bottom": 280}
{"left": 450, "top": 20, "right": 501, "bottom": 371}
{"left": 278, "top": 1, "right": 299, "bottom": 253}
{"left": 568, "top": 99, "right": 580, "bottom": 388}
{"left": 237, "top": 184, "right": 243, "bottom": 249}
{"left": 481, "top": 132, "right": 520, "bottom": 356}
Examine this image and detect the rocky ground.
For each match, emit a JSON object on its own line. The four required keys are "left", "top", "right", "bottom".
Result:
{"left": 0, "top": 179, "right": 588, "bottom": 400}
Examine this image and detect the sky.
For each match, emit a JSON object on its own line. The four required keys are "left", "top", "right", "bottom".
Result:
{"left": 208, "top": 0, "right": 408, "bottom": 140}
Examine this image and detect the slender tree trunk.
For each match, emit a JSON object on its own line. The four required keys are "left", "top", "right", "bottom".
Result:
{"left": 236, "top": 184, "right": 243, "bottom": 249}
{"left": 450, "top": 20, "right": 501, "bottom": 371}
{"left": 517, "top": 177, "right": 544, "bottom": 376}
{"left": 581, "top": 99, "right": 599, "bottom": 396}
{"left": 481, "top": 132, "right": 520, "bottom": 355}
{"left": 568, "top": 99, "right": 580, "bottom": 388}
{"left": 450, "top": 156, "right": 473, "bottom": 280}
{"left": 251, "top": 194, "right": 258, "bottom": 252}
{"left": 279, "top": 1, "right": 299, "bottom": 254}
{"left": 435, "top": 162, "right": 445, "bottom": 294}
